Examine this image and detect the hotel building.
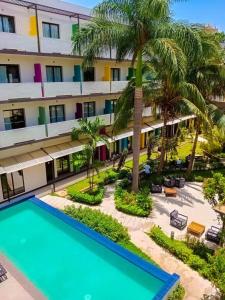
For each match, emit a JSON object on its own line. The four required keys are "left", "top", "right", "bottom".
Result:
{"left": 0, "top": 0, "right": 192, "bottom": 202}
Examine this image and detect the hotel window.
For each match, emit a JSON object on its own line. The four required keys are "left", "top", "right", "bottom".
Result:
{"left": 46, "top": 66, "right": 62, "bottom": 82}
{"left": 0, "top": 64, "right": 20, "bottom": 83}
{"left": 1, "top": 171, "right": 25, "bottom": 199}
{"left": 3, "top": 109, "right": 25, "bottom": 130}
{"left": 49, "top": 105, "right": 65, "bottom": 123}
{"left": 83, "top": 101, "right": 96, "bottom": 118}
{"left": 56, "top": 156, "right": 70, "bottom": 176}
{"left": 111, "top": 68, "right": 120, "bottom": 81}
{"left": 43, "top": 22, "right": 59, "bottom": 39}
{"left": 83, "top": 67, "right": 95, "bottom": 81}
{"left": 0, "top": 14, "right": 15, "bottom": 33}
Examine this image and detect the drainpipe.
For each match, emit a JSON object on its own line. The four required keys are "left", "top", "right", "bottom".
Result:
{"left": 35, "top": 5, "right": 41, "bottom": 53}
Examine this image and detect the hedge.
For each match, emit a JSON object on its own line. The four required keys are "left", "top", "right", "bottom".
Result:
{"left": 68, "top": 186, "right": 104, "bottom": 205}
{"left": 168, "top": 284, "right": 185, "bottom": 300}
{"left": 149, "top": 226, "right": 211, "bottom": 278}
{"left": 64, "top": 205, "right": 129, "bottom": 243}
{"left": 115, "top": 187, "right": 152, "bottom": 217}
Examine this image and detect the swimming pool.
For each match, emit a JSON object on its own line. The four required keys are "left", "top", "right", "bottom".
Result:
{"left": 0, "top": 197, "right": 179, "bottom": 300}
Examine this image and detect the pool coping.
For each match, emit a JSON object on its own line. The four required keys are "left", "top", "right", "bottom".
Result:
{"left": 0, "top": 196, "right": 180, "bottom": 300}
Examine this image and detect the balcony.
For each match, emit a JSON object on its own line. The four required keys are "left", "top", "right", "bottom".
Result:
{"left": 0, "top": 81, "right": 128, "bottom": 101}
{"left": 0, "top": 32, "right": 38, "bottom": 52}
{"left": 0, "top": 114, "right": 114, "bottom": 148}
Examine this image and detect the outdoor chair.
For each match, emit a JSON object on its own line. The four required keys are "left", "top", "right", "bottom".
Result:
{"left": 151, "top": 183, "right": 162, "bottom": 193}
{"left": 164, "top": 177, "right": 176, "bottom": 188}
{"left": 170, "top": 210, "right": 188, "bottom": 230}
{"left": 205, "top": 226, "right": 221, "bottom": 244}
{"left": 175, "top": 177, "right": 185, "bottom": 188}
{"left": 0, "top": 264, "right": 7, "bottom": 283}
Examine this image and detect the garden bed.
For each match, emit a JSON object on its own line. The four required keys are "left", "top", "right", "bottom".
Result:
{"left": 68, "top": 186, "right": 105, "bottom": 205}
{"left": 114, "top": 186, "right": 152, "bottom": 217}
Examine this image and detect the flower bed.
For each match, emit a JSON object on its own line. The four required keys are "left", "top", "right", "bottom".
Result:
{"left": 115, "top": 187, "right": 152, "bottom": 217}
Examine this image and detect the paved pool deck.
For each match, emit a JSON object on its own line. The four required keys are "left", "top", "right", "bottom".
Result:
{"left": 41, "top": 182, "right": 219, "bottom": 299}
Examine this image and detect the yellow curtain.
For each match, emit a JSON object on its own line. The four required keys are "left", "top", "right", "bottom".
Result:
{"left": 29, "top": 16, "right": 37, "bottom": 36}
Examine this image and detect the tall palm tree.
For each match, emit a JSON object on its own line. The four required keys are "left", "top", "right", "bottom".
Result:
{"left": 186, "top": 28, "right": 225, "bottom": 176}
{"left": 72, "top": 117, "right": 109, "bottom": 189}
{"left": 72, "top": 0, "right": 202, "bottom": 191}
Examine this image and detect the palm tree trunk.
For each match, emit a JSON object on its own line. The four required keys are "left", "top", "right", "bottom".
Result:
{"left": 158, "top": 113, "right": 167, "bottom": 173}
{"left": 132, "top": 50, "right": 143, "bottom": 192}
{"left": 186, "top": 121, "right": 199, "bottom": 177}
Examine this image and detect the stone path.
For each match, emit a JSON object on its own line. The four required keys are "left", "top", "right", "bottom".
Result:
{"left": 41, "top": 184, "right": 218, "bottom": 300}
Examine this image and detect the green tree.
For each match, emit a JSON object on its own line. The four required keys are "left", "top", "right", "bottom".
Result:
{"left": 186, "top": 28, "right": 225, "bottom": 176}
{"left": 209, "top": 248, "right": 225, "bottom": 298}
{"left": 203, "top": 173, "right": 225, "bottom": 246}
{"left": 72, "top": 0, "right": 201, "bottom": 191}
{"left": 72, "top": 117, "right": 109, "bottom": 189}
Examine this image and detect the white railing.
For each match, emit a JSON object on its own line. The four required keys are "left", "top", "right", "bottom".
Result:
{"left": 0, "top": 125, "right": 46, "bottom": 148}
{"left": 43, "top": 82, "right": 81, "bottom": 98}
{"left": 0, "top": 114, "right": 114, "bottom": 148}
{"left": 47, "top": 119, "right": 80, "bottom": 137}
{"left": 40, "top": 38, "right": 72, "bottom": 55}
{"left": 0, "top": 83, "right": 42, "bottom": 101}
{"left": 0, "top": 32, "right": 38, "bottom": 52}
{"left": 111, "top": 81, "right": 128, "bottom": 93}
{"left": 0, "top": 81, "right": 129, "bottom": 101}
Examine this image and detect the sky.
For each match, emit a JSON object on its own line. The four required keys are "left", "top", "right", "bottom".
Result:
{"left": 68, "top": 0, "right": 225, "bottom": 32}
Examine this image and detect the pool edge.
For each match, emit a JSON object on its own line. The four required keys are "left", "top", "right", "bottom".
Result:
{"left": 1, "top": 195, "right": 180, "bottom": 299}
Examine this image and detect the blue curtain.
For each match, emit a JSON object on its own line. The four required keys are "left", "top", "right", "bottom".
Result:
{"left": 0, "top": 66, "right": 8, "bottom": 83}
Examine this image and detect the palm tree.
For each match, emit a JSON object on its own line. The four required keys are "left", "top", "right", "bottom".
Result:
{"left": 72, "top": 0, "right": 201, "bottom": 192}
{"left": 72, "top": 117, "right": 109, "bottom": 189}
{"left": 186, "top": 28, "right": 225, "bottom": 176}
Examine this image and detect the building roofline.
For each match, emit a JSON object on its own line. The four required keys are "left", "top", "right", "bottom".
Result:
{"left": 0, "top": 0, "right": 91, "bottom": 20}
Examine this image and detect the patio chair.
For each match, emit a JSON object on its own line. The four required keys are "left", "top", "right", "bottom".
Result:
{"left": 0, "top": 264, "right": 7, "bottom": 283}
{"left": 175, "top": 177, "right": 185, "bottom": 188}
{"left": 164, "top": 177, "right": 176, "bottom": 188}
{"left": 170, "top": 210, "right": 188, "bottom": 230}
{"left": 151, "top": 183, "right": 162, "bottom": 193}
{"left": 205, "top": 226, "right": 221, "bottom": 244}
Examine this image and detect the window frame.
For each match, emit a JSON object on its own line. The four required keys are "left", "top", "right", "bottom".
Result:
{"left": 0, "top": 14, "right": 15, "bottom": 33}
{"left": 1, "top": 170, "right": 25, "bottom": 199}
{"left": 111, "top": 68, "right": 121, "bottom": 81}
{"left": 46, "top": 66, "right": 63, "bottom": 82}
{"left": 0, "top": 64, "right": 20, "bottom": 83}
{"left": 56, "top": 155, "right": 70, "bottom": 176}
{"left": 83, "top": 101, "right": 96, "bottom": 118}
{"left": 3, "top": 108, "right": 26, "bottom": 130}
{"left": 42, "top": 22, "right": 60, "bottom": 39}
{"left": 49, "top": 104, "right": 65, "bottom": 123}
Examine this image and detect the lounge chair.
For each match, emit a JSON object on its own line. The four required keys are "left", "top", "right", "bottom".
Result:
{"left": 170, "top": 210, "right": 188, "bottom": 230}
{"left": 0, "top": 264, "right": 7, "bottom": 282}
{"left": 151, "top": 184, "right": 162, "bottom": 193}
{"left": 205, "top": 226, "right": 221, "bottom": 244}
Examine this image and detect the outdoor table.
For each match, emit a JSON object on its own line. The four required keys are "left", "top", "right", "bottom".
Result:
{"left": 164, "top": 187, "right": 177, "bottom": 197}
{"left": 187, "top": 222, "right": 205, "bottom": 237}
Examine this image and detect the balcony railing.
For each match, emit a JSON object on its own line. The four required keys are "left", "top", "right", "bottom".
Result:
{"left": 0, "top": 106, "right": 154, "bottom": 148}
{"left": 0, "top": 114, "right": 115, "bottom": 148}
{"left": 0, "top": 81, "right": 128, "bottom": 101}
{"left": 0, "top": 32, "right": 38, "bottom": 52}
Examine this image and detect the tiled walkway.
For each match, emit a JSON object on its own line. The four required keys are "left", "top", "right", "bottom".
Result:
{"left": 41, "top": 183, "right": 219, "bottom": 299}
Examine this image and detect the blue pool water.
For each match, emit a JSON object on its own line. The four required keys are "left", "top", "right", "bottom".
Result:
{"left": 0, "top": 199, "right": 177, "bottom": 299}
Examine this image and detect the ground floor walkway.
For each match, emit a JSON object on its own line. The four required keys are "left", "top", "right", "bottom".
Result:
{"left": 42, "top": 183, "right": 218, "bottom": 300}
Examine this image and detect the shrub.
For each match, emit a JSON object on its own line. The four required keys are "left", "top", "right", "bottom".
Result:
{"left": 115, "top": 187, "right": 152, "bottom": 217}
{"left": 103, "top": 170, "right": 118, "bottom": 184}
{"left": 64, "top": 205, "right": 129, "bottom": 243}
{"left": 117, "top": 168, "right": 131, "bottom": 179}
{"left": 168, "top": 284, "right": 185, "bottom": 300}
{"left": 149, "top": 226, "right": 210, "bottom": 276}
{"left": 68, "top": 186, "right": 104, "bottom": 205}
{"left": 116, "top": 178, "right": 131, "bottom": 189}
